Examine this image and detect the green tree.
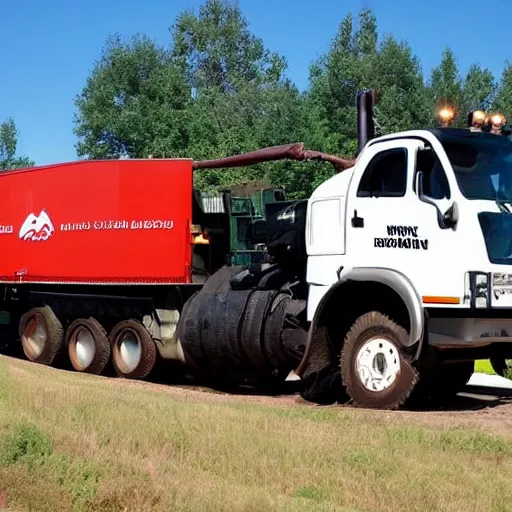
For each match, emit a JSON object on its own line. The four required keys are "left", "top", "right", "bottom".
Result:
{"left": 371, "top": 36, "right": 430, "bottom": 135}
{"left": 169, "top": 0, "right": 309, "bottom": 193}
{"left": 171, "top": 0, "right": 286, "bottom": 92}
{"left": 428, "top": 47, "right": 464, "bottom": 126}
{"left": 463, "top": 64, "right": 496, "bottom": 112}
{"left": 74, "top": 34, "right": 190, "bottom": 159}
{"left": 307, "top": 7, "right": 429, "bottom": 156}
{"left": 0, "top": 118, "right": 34, "bottom": 171}
{"left": 493, "top": 63, "right": 512, "bottom": 118}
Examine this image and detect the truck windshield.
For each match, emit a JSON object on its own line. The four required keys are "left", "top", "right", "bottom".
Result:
{"left": 436, "top": 132, "right": 512, "bottom": 202}
{"left": 479, "top": 212, "right": 512, "bottom": 264}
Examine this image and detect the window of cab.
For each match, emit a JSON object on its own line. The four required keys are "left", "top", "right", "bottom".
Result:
{"left": 357, "top": 148, "right": 408, "bottom": 198}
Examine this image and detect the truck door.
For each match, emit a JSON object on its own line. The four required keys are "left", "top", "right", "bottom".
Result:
{"left": 345, "top": 139, "right": 463, "bottom": 300}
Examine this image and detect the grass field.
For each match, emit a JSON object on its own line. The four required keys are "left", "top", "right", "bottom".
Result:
{"left": 475, "top": 359, "right": 496, "bottom": 375}
{"left": 1, "top": 356, "right": 512, "bottom": 512}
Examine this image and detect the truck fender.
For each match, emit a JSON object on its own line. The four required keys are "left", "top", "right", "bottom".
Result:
{"left": 296, "top": 267, "right": 425, "bottom": 378}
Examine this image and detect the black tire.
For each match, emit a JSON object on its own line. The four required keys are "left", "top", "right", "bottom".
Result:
{"left": 240, "top": 290, "right": 275, "bottom": 369}
{"left": 109, "top": 320, "right": 156, "bottom": 379}
{"left": 263, "top": 294, "right": 291, "bottom": 368}
{"left": 200, "top": 293, "right": 228, "bottom": 368}
{"left": 18, "top": 306, "right": 63, "bottom": 365}
{"left": 340, "top": 311, "right": 419, "bottom": 410}
{"left": 177, "top": 291, "right": 205, "bottom": 366}
{"left": 490, "top": 357, "right": 512, "bottom": 378}
{"left": 223, "top": 290, "right": 252, "bottom": 366}
{"left": 66, "top": 318, "right": 111, "bottom": 375}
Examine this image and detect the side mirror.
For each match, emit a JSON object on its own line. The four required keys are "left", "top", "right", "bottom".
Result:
{"left": 415, "top": 171, "right": 458, "bottom": 230}
{"left": 443, "top": 201, "right": 459, "bottom": 229}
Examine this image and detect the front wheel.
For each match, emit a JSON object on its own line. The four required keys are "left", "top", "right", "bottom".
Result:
{"left": 340, "top": 311, "right": 419, "bottom": 410}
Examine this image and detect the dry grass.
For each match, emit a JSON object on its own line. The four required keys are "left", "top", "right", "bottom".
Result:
{"left": 1, "top": 356, "right": 512, "bottom": 512}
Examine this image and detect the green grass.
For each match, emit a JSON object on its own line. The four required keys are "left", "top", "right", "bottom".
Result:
{"left": 475, "top": 359, "right": 496, "bottom": 375}
{"left": 1, "top": 356, "right": 512, "bottom": 512}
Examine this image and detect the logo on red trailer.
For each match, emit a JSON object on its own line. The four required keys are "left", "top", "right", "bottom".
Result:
{"left": 19, "top": 210, "right": 55, "bottom": 242}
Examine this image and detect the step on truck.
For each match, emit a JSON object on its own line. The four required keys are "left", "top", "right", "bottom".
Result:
{"left": 2, "top": 90, "right": 512, "bottom": 409}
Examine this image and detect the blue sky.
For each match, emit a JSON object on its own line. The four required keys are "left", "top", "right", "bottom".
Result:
{"left": 1, "top": 0, "right": 511, "bottom": 166}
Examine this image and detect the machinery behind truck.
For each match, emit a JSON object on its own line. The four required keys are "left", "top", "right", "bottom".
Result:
{"left": 3, "top": 89, "right": 512, "bottom": 409}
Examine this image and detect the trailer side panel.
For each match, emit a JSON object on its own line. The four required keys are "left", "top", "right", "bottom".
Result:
{"left": 0, "top": 159, "right": 193, "bottom": 284}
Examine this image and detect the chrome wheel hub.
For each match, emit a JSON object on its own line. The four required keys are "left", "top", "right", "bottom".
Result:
{"left": 24, "top": 315, "right": 46, "bottom": 358}
{"left": 356, "top": 337, "right": 401, "bottom": 392}
{"left": 117, "top": 331, "right": 141, "bottom": 373}
{"left": 74, "top": 328, "right": 96, "bottom": 369}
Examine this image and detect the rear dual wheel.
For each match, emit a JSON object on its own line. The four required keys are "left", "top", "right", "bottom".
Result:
{"left": 66, "top": 318, "right": 111, "bottom": 375}
{"left": 69, "top": 318, "right": 157, "bottom": 379}
{"left": 19, "top": 306, "right": 64, "bottom": 365}
{"left": 18, "top": 307, "right": 110, "bottom": 376}
{"left": 109, "top": 320, "right": 156, "bottom": 379}
{"left": 18, "top": 307, "right": 156, "bottom": 380}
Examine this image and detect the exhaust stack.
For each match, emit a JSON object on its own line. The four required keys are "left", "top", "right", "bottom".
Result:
{"left": 356, "top": 89, "right": 378, "bottom": 155}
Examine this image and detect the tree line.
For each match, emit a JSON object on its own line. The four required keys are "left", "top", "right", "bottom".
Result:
{"left": 2, "top": 1, "right": 512, "bottom": 198}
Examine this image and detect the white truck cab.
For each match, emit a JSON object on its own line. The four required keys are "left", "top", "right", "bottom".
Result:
{"left": 298, "top": 96, "right": 512, "bottom": 409}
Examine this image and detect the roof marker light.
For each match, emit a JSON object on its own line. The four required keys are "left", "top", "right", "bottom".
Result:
{"left": 468, "top": 110, "right": 486, "bottom": 131}
{"left": 490, "top": 113, "right": 506, "bottom": 135}
{"left": 438, "top": 107, "right": 455, "bottom": 127}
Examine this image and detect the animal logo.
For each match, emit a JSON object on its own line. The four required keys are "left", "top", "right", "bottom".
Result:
{"left": 19, "top": 210, "right": 55, "bottom": 242}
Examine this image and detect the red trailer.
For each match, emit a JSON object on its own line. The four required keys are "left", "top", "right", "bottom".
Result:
{"left": 0, "top": 159, "right": 193, "bottom": 285}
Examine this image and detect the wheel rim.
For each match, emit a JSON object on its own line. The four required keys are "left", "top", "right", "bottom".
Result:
{"left": 22, "top": 313, "right": 47, "bottom": 359}
{"left": 115, "top": 329, "right": 142, "bottom": 374}
{"left": 72, "top": 327, "right": 96, "bottom": 370}
{"left": 355, "top": 337, "right": 401, "bottom": 392}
